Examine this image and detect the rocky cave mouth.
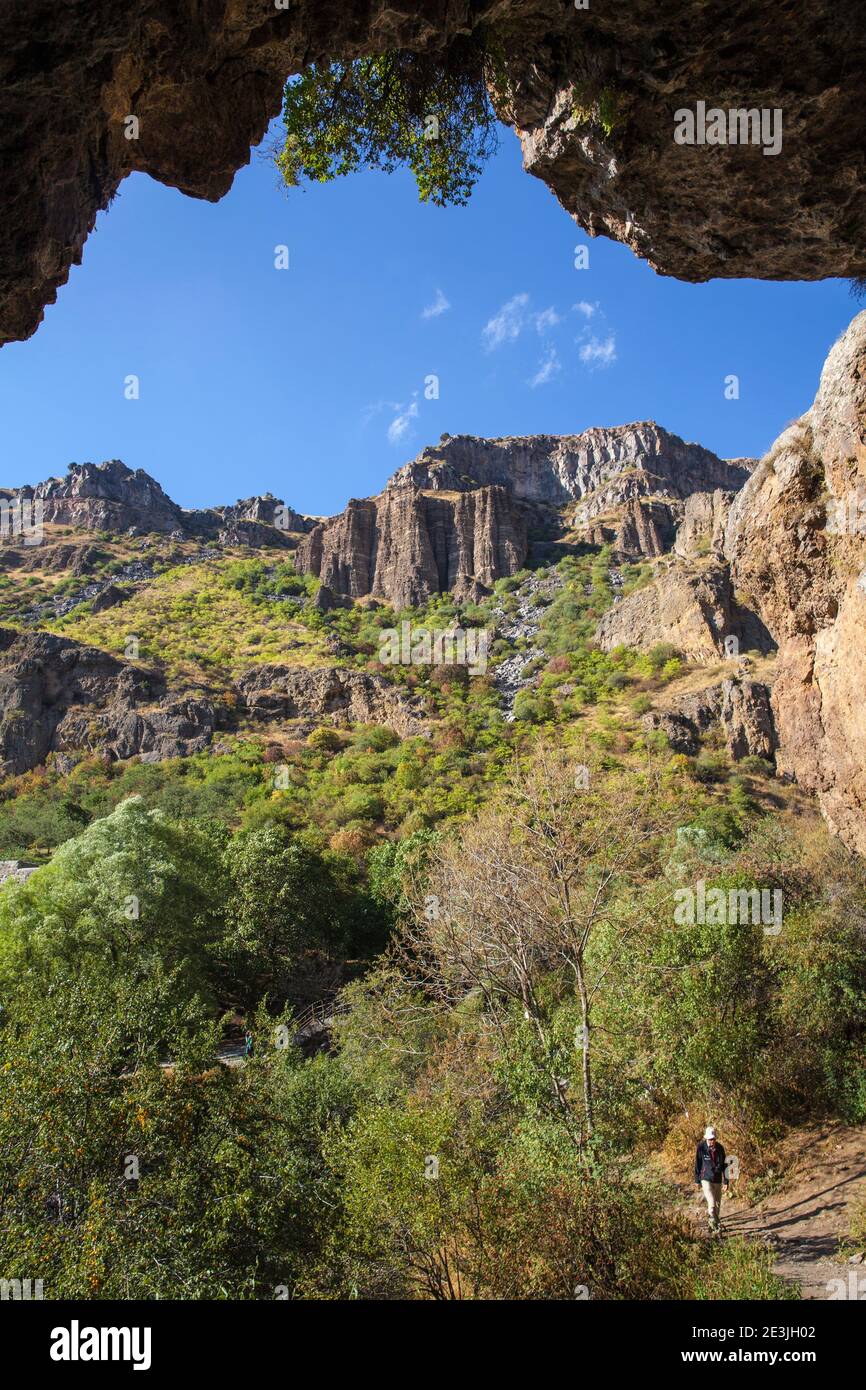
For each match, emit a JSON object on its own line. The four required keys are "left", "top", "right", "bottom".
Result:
{"left": 2, "top": 2, "right": 866, "bottom": 1321}
{"left": 1, "top": 0, "right": 865, "bottom": 346}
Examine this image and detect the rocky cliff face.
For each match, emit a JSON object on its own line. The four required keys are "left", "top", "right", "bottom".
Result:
{"left": 33, "top": 461, "right": 187, "bottom": 534}
{"left": 642, "top": 676, "right": 776, "bottom": 763}
{"left": 511, "top": 1, "right": 866, "bottom": 285}
{"left": 674, "top": 489, "right": 738, "bottom": 560}
{"left": 5, "top": 425, "right": 751, "bottom": 592}
{"left": 237, "top": 665, "right": 426, "bottom": 739}
{"left": 7, "top": 461, "right": 308, "bottom": 547}
{"left": 215, "top": 495, "right": 313, "bottom": 534}
{"left": 392, "top": 424, "right": 750, "bottom": 508}
{"left": 0, "top": 627, "right": 425, "bottom": 775}
{"left": 297, "top": 483, "right": 530, "bottom": 609}
{"left": 723, "top": 310, "right": 866, "bottom": 853}
{"left": 0, "top": 627, "right": 215, "bottom": 774}
{"left": 1, "top": 2, "right": 863, "bottom": 346}
{"left": 587, "top": 312, "right": 866, "bottom": 852}
{"left": 299, "top": 423, "right": 752, "bottom": 606}
{"left": 596, "top": 557, "right": 741, "bottom": 663}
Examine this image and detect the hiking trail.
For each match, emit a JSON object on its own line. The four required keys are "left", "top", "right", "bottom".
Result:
{"left": 688, "top": 1123, "right": 866, "bottom": 1299}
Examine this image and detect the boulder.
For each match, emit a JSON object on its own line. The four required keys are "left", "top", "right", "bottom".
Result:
{"left": 596, "top": 559, "right": 737, "bottom": 663}
{"left": 642, "top": 678, "right": 776, "bottom": 761}
{"left": 237, "top": 665, "right": 426, "bottom": 739}
{"left": 90, "top": 583, "right": 128, "bottom": 613}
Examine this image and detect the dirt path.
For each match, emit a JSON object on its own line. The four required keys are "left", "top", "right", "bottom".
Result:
{"left": 695, "top": 1124, "right": 866, "bottom": 1299}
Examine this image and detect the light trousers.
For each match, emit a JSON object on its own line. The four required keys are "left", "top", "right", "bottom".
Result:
{"left": 701, "top": 1179, "right": 723, "bottom": 1227}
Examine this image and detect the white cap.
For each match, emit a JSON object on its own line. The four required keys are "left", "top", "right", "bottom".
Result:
{"left": 704, "top": 1126, "right": 716, "bottom": 1140}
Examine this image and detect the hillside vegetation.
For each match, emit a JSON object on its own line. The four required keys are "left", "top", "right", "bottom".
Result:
{"left": 1, "top": 525, "right": 865, "bottom": 1300}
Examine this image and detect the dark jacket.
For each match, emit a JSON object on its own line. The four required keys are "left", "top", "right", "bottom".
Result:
{"left": 694, "top": 1139, "right": 727, "bottom": 1185}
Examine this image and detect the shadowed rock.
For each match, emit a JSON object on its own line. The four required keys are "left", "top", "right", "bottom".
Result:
{"left": 0, "top": 628, "right": 214, "bottom": 774}
{"left": 1, "top": 2, "right": 863, "bottom": 345}
{"left": 643, "top": 678, "right": 776, "bottom": 762}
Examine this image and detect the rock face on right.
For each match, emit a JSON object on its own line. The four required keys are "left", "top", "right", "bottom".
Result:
{"left": 723, "top": 311, "right": 866, "bottom": 852}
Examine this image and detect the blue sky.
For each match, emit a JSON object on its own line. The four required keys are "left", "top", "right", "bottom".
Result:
{"left": 0, "top": 120, "right": 858, "bottom": 517}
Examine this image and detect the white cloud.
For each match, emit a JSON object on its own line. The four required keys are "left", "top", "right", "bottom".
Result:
{"left": 578, "top": 333, "right": 617, "bottom": 368}
{"left": 360, "top": 399, "right": 399, "bottom": 429}
{"left": 534, "top": 306, "right": 562, "bottom": 334}
{"left": 387, "top": 396, "right": 419, "bottom": 444}
{"left": 482, "top": 295, "right": 566, "bottom": 350}
{"left": 529, "top": 346, "right": 561, "bottom": 388}
{"left": 573, "top": 300, "right": 597, "bottom": 319}
{"left": 422, "top": 288, "right": 451, "bottom": 319}
{"left": 482, "top": 292, "right": 530, "bottom": 350}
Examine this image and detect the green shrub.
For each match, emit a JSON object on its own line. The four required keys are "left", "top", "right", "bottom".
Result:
{"left": 692, "top": 750, "right": 729, "bottom": 784}
{"left": 647, "top": 642, "right": 680, "bottom": 671}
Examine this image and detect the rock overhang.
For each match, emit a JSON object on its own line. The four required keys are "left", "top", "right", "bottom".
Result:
{"left": 1, "top": 0, "right": 864, "bottom": 346}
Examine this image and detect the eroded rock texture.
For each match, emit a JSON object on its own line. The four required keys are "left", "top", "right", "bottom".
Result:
{"left": 33, "top": 461, "right": 186, "bottom": 534}
{"left": 300, "top": 423, "right": 751, "bottom": 606}
{"left": 595, "top": 557, "right": 740, "bottom": 663}
{"left": 394, "top": 424, "right": 748, "bottom": 506}
{"left": 10, "top": 459, "right": 309, "bottom": 545}
{"left": 0, "top": 628, "right": 215, "bottom": 773}
{"left": 511, "top": 1, "right": 866, "bottom": 285}
{"left": 674, "top": 489, "right": 739, "bottom": 560}
{"left": 642, "top": 677, "right": 776, "bottom": 762}
{"left": 1, "top": 1, "right": 864, "bottom": 345}
{"left": 724, "top": 310, "right": 866, "bottom": 853}
{"left": 0, "top": 624, "right": 426, "bottom": 775}
{"left": 297, "top": 484, "right": 530, "bottom": 609}
{"left": 237, "top": 664, "right": 426, "bottom": 739}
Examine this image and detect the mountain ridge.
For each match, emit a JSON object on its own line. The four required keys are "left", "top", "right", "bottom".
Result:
{"left": 3, "top": 420, "right": 751, "bottom": 530}
{"left": 2, "top": 421, "right": 754, "bottom": 609}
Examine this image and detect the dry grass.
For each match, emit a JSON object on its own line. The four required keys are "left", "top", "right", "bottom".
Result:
{"left": 45, "top": 560, "right": 329, "bottom": 686}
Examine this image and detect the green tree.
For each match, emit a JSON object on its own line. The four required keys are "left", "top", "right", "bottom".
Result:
{"left": 222, "top": 826, "right": 390, "bottom": 1005}
{"left": 277, "top": 35, "right": 501, "bottom": 207}
{"left": 0, "top": 976, "right": 355, "bottom": 1298}
{"left": 0, "top": 797, "right": 227, "bottom": 1005}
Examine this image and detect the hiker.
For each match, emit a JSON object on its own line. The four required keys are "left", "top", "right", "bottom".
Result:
{"left": 694, "top": 1125, "right": 729, "bottom": 1235}
{"left": 244, "top": 1030, "right": 253, "bottom": 1059}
